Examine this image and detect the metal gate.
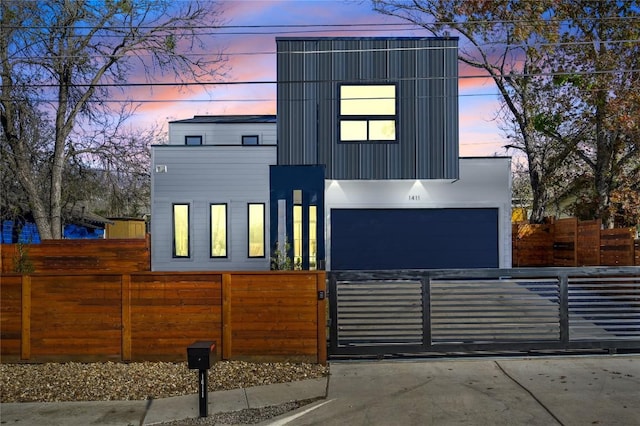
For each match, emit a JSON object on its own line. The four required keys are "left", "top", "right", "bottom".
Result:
{"left": 328, "top": 267, "right": 640, "bottom": 357}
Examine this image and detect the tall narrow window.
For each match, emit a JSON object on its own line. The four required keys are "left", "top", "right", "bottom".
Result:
{"left": 309, "top": 205, "right": 317, "bottom": 270}
{"left": 210, "top": 203, "right": 227, "bottom": 258}
{"left": 293, "top": 190, "right": 302, "bottom": 269}
{"left": 293, "top": 205, "right": 302, "bottom": 269}
{"left": 339, "top": 84, "right": 396, "bottom": 142}
{"left": 173, "top": 204, "right": 190, "bottom": 258}
{"left": 248, "top": 203, "right": 265, "bottom": 257}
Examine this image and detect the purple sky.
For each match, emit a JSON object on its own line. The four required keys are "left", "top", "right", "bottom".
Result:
{"left": 134, "top": 0, "right": 505, "bottom": 156}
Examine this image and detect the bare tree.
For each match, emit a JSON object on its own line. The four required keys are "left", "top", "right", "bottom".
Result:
{"left": 372, "top": 0, "right": 639, "bottom": 225}
{"left": 1, "top": 0, "right": 227, "bottom": 238}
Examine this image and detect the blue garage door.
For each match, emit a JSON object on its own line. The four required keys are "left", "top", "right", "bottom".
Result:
{"left": 330, "top": 208, "right": 499, "bottom": 270}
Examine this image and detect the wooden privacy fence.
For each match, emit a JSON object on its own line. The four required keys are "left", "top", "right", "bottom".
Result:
{"left": 1, "top": 238, "right": 151, "bottom": 273}
{"left": 513, "top": 218, "right": 639, "bottom": 267}
{"left": 0, "top": 271, "right": 326, "bottom": 364}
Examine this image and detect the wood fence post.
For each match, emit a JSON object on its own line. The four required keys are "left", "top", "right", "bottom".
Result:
{"left": 222, "top": 273, "right": 232, "bottom": 360}
{"left": 317, "top": 272, "right": 327, "bottom": 365}
{"left": 21, "top": 274, "right": 31, "bottom": 360}
{"left": 122, "top": 274, "right": 132, "bottom": 361}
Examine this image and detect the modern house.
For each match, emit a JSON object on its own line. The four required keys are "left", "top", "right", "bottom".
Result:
{"left": 150, "top": 37, "right": 512, "bottom": 271}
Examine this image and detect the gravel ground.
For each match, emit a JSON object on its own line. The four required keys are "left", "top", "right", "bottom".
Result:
{"left": 155, "top": 398, "right": 323, "bottom": 426}
{"left": 0, "top": 361, "right": 328, "bottom": 403}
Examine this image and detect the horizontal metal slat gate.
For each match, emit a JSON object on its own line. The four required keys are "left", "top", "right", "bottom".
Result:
{"left": 328, "top": 267, "right": 640, "bottom": 357}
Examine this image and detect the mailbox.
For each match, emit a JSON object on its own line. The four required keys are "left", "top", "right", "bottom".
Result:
{"left": 187, "top": 340, "right": 217, "bottom": 418}
{"left": 187, "top": 340, "right": 217, "bottom": 370}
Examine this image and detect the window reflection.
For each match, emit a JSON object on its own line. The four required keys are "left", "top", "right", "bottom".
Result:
{"left": 173, "top": 204, "right": 189, "bottom": 257}
{"left": 211, "top": 204, "right": 227, "bottom": 257}
{"left": 293, "top": 205, "right": 302, "bottom": 269}
{"left": 339, "top": 84, "right": 397, "bottom": 142}
{"left": 309, "top": 205, "right": 317, "bottom": 270}
{"left": 248, "top": 203, "right": 265, "bottom": 257}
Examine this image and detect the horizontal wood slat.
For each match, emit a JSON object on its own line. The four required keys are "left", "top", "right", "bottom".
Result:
{"left": 513, "top": 219, "right": 637, "bottom": 267}
{"left": 1, "top": 238, "right": 150, "bottom": 273}
{"left": 0, "top": 275, "right": 22, "bottom": 358}
{"left": 512, "top": 223, "right": 554, "bottom": 267}
{"left": 29, "top": 275, "right": 122, "bottom": 361}
{"left": 600, "top": 229, "right": 635, "bottom": 266}
{"left": 226, "top": 273, "right": 323, "bottom": 362}
{"left": 130, "top": 274, "right": 222, "bottom": 361}
{"left": 0, "top": 271, "right": 326, "bottom": 364}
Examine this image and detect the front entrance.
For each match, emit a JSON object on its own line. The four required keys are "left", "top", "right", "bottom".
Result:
{"left": 270, "top": 165, "right": 326, "bottom": 270}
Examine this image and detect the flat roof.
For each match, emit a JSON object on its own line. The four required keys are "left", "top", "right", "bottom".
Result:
{"left": 276, "top": 36, "right": 459, "bottom": 41}
{"left": 170, "top": 115, "right": 276, "bottom": 124}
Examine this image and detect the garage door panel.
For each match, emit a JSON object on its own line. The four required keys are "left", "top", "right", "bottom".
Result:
{"left": 331, "top": 208, "right": 498, "bottom": 270}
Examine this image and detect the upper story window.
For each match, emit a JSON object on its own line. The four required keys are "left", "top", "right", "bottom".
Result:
{"left": 242, "top": 135, "right": 259, "bottom": 145}
{"left": 185, "top": 135, "right": 202, "bottom": 145}
{"left": 339, "top": 84, "right": 397, "bottom": 143}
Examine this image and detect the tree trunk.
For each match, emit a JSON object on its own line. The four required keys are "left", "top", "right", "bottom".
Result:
{"left": 594, "top": 93, "right": 614, "bottom": 229}
{"left": 528, "top": 162, "right": 549, "bottom": 224}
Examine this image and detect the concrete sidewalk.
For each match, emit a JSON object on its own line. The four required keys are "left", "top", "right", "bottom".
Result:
{"left": 0, "top": 377, "right": 328, "bottom": 426}
{"left": 1, "top": 355, "right": 638, "bottom": 426}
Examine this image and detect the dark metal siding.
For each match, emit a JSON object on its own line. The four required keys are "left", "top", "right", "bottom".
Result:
{"left": 277, "top": 37, "right": 459, "bottom": 180}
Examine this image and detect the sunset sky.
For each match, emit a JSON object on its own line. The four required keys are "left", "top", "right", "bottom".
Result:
{"left": 133, "top": 0, "right": 506, "bottom": 157}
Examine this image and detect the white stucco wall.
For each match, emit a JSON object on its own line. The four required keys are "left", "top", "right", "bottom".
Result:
{"left": 324, "top": 157, "right": 512, "bottom": 269}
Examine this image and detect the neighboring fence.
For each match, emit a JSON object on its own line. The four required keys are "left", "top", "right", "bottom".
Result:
{"left": 0, "top": 271, "right": 327, "bottom": 364}
{"left": 513, "top": 218, "right": 639, "bottom": 267}
{"left": 0, "top": 238, "right": 151, "bottom": 273}
{"left": 328, "top": 267, "right": 640, "bottom": 357}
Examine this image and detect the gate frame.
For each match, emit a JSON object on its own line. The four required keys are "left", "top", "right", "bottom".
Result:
{"left": 328, "top": 267, "right": 640, "bottom": 357}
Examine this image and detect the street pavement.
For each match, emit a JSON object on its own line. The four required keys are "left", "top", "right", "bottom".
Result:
{"left": 1, "top": 355, "right": 638, "bottom": 426}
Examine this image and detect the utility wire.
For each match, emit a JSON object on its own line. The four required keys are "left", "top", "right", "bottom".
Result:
{"left": 22, "top": 86, "right": 633, "bottom": 104}
{"left": 10, "top": 67, "right": 639, "bottom": 89}
{"left": 10, "top": 39, "right": 640, "bottom": 62}
{"left": 9, "top": 37, "right": 640, "bottom": 61}
{"left": 7, "top": 14, "right": 638, "bottom": 31}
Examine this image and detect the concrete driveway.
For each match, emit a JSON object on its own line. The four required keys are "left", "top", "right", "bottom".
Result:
{"left": 265, "top": 356, "right": 640, "bottom": 426}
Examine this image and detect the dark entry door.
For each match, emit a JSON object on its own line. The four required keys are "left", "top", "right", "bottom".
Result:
{"left": 330, "top": 208, "right": 499, "bottom": 270}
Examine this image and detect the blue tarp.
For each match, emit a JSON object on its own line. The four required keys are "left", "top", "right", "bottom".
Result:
{"left": 63, "top": 224, "right": 104, "bottom": 239}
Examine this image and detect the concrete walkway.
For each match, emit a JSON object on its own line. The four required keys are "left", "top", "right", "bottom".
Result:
{"left": 1, "top": 355, "right": 638, "bottom": 426}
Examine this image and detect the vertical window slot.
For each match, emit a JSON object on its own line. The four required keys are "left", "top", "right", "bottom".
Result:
{"left": 210, "top": 204, "right": 227, "bottom": 258}
{"left": 248, "top": 203, "right": 265, "bottom": 258}
{"left": 173, "top": 204, "right": 190, "bottom": 258}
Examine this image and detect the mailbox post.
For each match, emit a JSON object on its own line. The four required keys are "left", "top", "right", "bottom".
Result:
{"left": 187, "top": 340, "right": 217, "bottom": 417}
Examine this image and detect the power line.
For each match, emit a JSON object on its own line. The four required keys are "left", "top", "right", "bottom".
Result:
{"left": 23, "top": 92, "right": 506, "bottom": 104}
{"left": 7, "top": 14, "right": 638, "bottom": 31}
{"left": 10, "top": 67, "right": 639, "bottom": 89}
{"left": 8, "top": 37, "right": 639, "bottom": 63}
